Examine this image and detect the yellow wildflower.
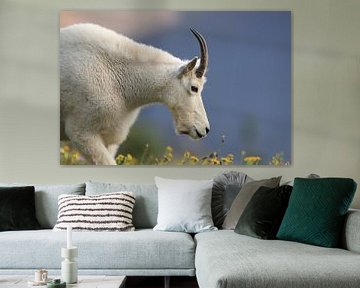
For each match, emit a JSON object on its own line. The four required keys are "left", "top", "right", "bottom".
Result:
{"left": 71, "top": 152, "right": 80, "bottom": 160}
{"left": 63, "top": 145, "right": 71, "bottom": 152}
{"left": 190, "top": 156, "right": 199, "bottom": 163}
{"left": 244, "top": 156, "right": 262, "bottom": 165}
{"left": 213, "top": 159, "right": 221, "bottom": 165}
{"left": 116, "top": 154, "right": 125, "bottom": 161}
{"left": 221, "top": 154, "right": 234, "bottom": 165}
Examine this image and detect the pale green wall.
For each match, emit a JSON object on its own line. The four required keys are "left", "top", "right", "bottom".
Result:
{"left": 0, "top": 0, "right": 359, "bottom": 208}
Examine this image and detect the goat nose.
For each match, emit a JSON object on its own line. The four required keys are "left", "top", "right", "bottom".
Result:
{"left": 205, "top": 127, "right": 210, "bottom": 134}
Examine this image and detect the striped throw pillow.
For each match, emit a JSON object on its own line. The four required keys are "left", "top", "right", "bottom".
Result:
{"left": 53, "top": 192, "right": 135, "bottom": 231}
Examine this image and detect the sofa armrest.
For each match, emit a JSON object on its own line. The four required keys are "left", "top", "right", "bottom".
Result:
{"left": 342, "top": 209, "right": 360, "bottom": 253}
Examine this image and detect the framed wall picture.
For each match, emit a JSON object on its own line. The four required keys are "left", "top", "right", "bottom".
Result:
{"left": 60, "top": 11, "right": 291, "bottom": 166}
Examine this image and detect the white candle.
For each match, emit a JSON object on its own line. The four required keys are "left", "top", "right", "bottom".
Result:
{"left": 67, "top": 225, "right": 72, "bottom": 249}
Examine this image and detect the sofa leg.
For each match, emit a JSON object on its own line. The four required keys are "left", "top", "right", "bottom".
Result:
{"left": 164, "top": 276, "right": 170, "bottom": 288}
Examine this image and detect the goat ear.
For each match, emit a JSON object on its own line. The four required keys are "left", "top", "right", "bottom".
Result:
{"left": 178, "top": 57, "right": 198, "bottom": 77}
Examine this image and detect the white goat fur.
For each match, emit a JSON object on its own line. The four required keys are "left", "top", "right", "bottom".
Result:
{"left": 60, "top": 23, "right": 209, "bottom": 165}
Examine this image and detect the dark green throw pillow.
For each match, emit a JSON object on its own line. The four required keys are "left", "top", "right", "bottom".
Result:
{"left": 277, "top": 178, "right": 357, "bottom": 247}
{"left": 0, "top": 186, "right": 41, "bottom": 231}
{"left": 235, "top": 185, "right": 293, "bottom": 239}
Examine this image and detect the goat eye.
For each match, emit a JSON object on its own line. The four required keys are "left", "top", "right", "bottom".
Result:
{"left": 191, "top": 86, "right": 198, "bottom": 93}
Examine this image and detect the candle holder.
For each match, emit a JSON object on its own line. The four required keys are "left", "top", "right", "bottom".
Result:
{"left": 61, "top": 247, "right": 78, "bottom": 284}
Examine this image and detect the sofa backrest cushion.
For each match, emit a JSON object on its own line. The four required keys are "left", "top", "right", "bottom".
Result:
{"left": 342, "top": 209, "right": 360, "bottom": 253}
{"left": 35, "top": 184, "right": 86, "bottom": 228}
{"left": 0, "top": 183, "right": 86, "bottom": 229}
{"left": 86, "top": 182, "right": 158, "bottom": 229}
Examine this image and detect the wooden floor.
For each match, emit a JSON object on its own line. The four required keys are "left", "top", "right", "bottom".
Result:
{"left": 126, "top": 276, "right": 199, "bottom": 288}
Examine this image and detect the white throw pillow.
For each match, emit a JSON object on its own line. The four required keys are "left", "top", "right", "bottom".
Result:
{"left": 153, "top": 177, "right": 217, "bottom": 233}
{"left": 53, "top": 192, "right": 135, "bottom": 231}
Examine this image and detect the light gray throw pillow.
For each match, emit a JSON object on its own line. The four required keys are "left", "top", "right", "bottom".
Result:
{"left": 153, "top": 177, "right": 217, "bottom": 233}
{"left": 222, "top": 176, "right": 281, "bottom": 230}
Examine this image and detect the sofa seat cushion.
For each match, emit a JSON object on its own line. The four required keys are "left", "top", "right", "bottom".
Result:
{"left": 195, "top": 230, "right": 360, "bottom": 288}
{"left": 0, "top": 229, "right": 195, "bottom": 270}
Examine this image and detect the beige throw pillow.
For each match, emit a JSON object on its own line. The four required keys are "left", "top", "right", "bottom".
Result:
{"left": 222, "top": 176, "right": 281, "bottom": 230}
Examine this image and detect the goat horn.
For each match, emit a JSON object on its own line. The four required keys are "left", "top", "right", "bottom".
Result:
{"left": 190, "top": 28, "right": 208, "bottom": 78}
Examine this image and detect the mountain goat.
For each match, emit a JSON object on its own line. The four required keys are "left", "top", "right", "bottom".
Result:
{"left": 60, "top": 23, "right": 210, "bottom": 165}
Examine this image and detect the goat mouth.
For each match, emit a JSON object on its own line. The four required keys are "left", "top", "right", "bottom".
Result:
{"left": 179, "top": 130, "right": 190, "bottom": 135}
{"left": 178, "top": 128, "right": 205, "bottom": 139}
{"left": 195, "top": 129, "right": 204, "bottom": 138}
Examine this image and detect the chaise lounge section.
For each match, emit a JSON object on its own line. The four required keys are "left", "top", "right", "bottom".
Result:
{"left": 195, "top": 216, "right": 360, "bottom": 288}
